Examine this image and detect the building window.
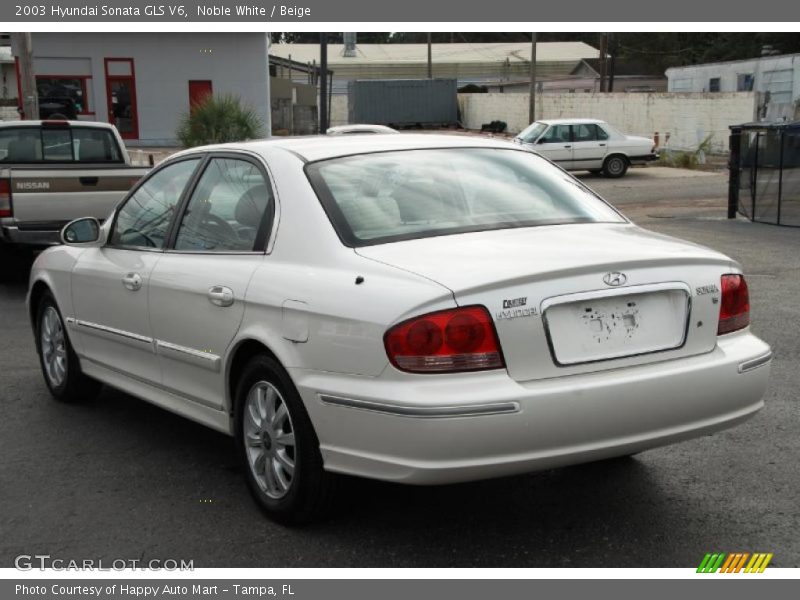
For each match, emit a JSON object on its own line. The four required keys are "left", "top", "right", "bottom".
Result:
{"left": 737, "top": 74, "right": 754, "bottom": 92}
{"left": 763, "top": 69, "right": 793, "bottom": 104}
{"left": 708, "top": 78, "right": 721, "bottom": 92}
{"left": 35, "top": 76, "right": 92, "bottom": 119}
{"left": 671, "top": 78, "right": 692, "bottom": 92}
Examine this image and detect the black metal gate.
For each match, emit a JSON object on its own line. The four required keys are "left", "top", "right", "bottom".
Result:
{"left": 729, "top": 121, "right": 800, "bottom": 227}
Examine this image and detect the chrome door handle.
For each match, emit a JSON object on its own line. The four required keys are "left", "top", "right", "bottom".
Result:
{"left": 208, "top": 286, "right": 234, "bottom": 307}
{"left": 564, "top": 145, "right": 572, "bottom": 148}
{"left": 122, "top": 272, "right": 142, "bottom": 291}
{"left": 599, "top": 143, "right": 606, "bottom": 147}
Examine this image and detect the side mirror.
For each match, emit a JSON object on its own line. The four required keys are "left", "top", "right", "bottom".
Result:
{"left": 61, "top": 217, "right": 101, "bottom": 245}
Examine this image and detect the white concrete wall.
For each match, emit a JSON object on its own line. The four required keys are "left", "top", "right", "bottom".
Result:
{"left": 329, "top": 95, "right": 349, "bottom": 127}
{"left": 27, "top": 33, "right": 270, "bottom": 145}
{"left": 457, "top": 92, "right": 758, "bottom": 153}
{"left": 0, "top": 106, "right": 18, "bottom": 121}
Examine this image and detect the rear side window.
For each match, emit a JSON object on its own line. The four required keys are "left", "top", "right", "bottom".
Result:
{"left": 0, "top": 126, "right": 123, "bottom": 163}
{"left": 572, "top": 124, "right": 609, "bottom": 142}
{"left": 110, "top": 158, "right": 200, "bottom": 249}
{"left": 174, "top": 158, "right": 272, "bottom": 252}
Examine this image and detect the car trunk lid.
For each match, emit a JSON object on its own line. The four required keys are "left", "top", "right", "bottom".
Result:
{"left": 356, "top": 223, "right": 734, "bottom": 381}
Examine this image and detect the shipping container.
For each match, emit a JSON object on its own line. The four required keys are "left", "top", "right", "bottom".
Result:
{"left": 347, "top": 79, "right": 458, "bottom": 127}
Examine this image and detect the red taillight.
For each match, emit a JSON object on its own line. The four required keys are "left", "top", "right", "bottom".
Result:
{"left": 384, "top": 306, "right": 505, "bottom": 373}
{"left": 718, "top": 274, "right": 750, "bottom": 335}
{"left": 0, "top": 179, "right": 12, "bottom": 218}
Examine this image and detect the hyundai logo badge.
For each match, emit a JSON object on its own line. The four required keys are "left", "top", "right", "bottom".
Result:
{"left": 603, "top": 272, "right": 628, "bottom": 287}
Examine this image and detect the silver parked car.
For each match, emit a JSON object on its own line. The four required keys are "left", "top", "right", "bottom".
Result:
{"left": 28, "top": 134, "right": 770, "bottom": 522}
{"left": 515, "top": 118, "right": 658, "bottom": 177}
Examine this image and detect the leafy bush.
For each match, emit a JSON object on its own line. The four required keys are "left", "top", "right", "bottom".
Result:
{"left": 658, "top": 134, "right": 714, "bottom": 170}
{"left": 176, "top": 94, "right": 264, "bottom": 148}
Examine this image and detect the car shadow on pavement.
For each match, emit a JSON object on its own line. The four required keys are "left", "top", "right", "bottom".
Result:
{"left": 0, "top": 248, "right": 37, "bottom": 285}
{"left": 69, "top": 383, "right": 680, "bottom": 567}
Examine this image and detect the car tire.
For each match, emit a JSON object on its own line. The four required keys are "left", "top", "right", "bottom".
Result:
{"left": 234, "top": 353, "right": 336, "bottom": 524}
{"left": 603, "top": 155, "right": 629, "bottom": 178}
{"left": 35, "top": 291, "right": 101, "bottom": 403}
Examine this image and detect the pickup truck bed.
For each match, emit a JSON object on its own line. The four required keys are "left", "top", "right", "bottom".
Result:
{"left": 0, "top": 120, "right": 149, "bottom": 247}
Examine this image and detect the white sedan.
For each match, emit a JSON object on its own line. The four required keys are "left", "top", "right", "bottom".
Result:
{"left": 28, "top": 134, "right": 771, "bottom": 523}
{"left": 515, "top": 118, "right": 658, "bottom": 177}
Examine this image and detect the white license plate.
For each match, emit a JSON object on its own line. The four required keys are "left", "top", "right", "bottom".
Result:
{"left": 543, "top": 288, "right": 689, "bottom": 365}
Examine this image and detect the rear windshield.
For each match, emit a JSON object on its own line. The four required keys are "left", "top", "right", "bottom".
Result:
{"left": 0, "top": 126, "right": 123, "bottom": 164}
{"left": 306, "top": 148, "right": 625, "bottom": 247}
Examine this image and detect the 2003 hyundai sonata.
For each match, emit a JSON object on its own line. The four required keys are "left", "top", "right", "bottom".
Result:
{"left": 28, "top": 134, "right": 772, "bottom": 522}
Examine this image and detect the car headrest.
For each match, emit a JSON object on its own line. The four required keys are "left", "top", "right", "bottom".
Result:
{"left": 234, "top": 185, "right": 269, "bottom": 228}
{"left": 7, "top": 138, "right": 39, "bottom": 162}
{"left": 391, "top": 179, "right": 449, "bottom": 223}
{"left": 78, "top": 139, "right": 108, "bottom": 162}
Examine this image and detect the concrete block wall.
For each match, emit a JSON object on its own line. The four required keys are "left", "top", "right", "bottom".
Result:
{"left": 330, "top": 95, "right": 349, "bottom": 127}
{"left": 458, "top": 92, "right": 758, "bottom": 153}
{"left": 0, "top": 106, "right": 19, "bottom": 121}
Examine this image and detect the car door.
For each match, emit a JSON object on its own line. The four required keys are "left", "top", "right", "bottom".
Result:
{"left": 571, "top": 123, "right": 609, "bottom": 169}
{"left": 148, "top": 154, "right": 275, "bottom": 410}
{"left": 531, "top": 124, "right": 574, "bottom": 167}
{"left": 70, "top": 157, "right": 202, "bottom": 384}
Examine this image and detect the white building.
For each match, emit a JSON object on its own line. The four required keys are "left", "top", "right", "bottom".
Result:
{"left": 666, "top": 53, "right": 800, "bottom": 122}
{"left": 10, "top": 33, "right": 273, "bottom": 145}
{"left": 1, "top": 45, "right": 19, "bottom": 121}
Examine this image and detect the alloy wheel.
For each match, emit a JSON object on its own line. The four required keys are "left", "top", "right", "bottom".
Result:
{"left": 243, "top": 381, "right": 296, "bottom": 499}
{"left": 40, "top": 306, "right": 67, "bottom": 388}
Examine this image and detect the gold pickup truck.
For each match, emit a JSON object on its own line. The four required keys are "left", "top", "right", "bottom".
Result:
{"left": 0, "top": 120, "right": 149, "bottom": 247}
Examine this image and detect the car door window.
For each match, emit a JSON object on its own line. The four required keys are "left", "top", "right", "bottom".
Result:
{"left": 539, "top": 125, "right": 572, "bottom": 144}
{"left": 596, "top": 125, "right": 609, "bottom": 141}
{"left": 173, "top": 157, "right": 273, "bottom": 252}
{"left": 110, "top": 158, "right": 200, "bottom": 249}
{"left": 573, "top": 124, "right": 599, "bottom": 142}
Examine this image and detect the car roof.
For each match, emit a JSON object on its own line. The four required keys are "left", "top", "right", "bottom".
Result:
{"left": 0, "top": 120, "right": 117, "bottom": 129}
{"left": 173, "top": 133, "right": 523, "bottom": 163}
{"left": 537, "top": 118, "right": 606, "bottom": 125}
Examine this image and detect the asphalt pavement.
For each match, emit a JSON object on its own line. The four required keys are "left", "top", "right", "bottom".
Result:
{"left": 1, "top": 166, "right": 798, "bottom": 568}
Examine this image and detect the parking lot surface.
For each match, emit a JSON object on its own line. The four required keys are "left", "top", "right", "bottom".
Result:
{"left": 1, "top": 166, "right": 798, "bottom": 568}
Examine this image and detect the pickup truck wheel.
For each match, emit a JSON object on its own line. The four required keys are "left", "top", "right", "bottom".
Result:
{"left": 603, "top": 155, "right": 629, "bottom": 178}
{"left": 234, "top": 354, "right": 336, "bottom": 524}
{"left": 36, "top": 292, "right": 101, "bottom": 403}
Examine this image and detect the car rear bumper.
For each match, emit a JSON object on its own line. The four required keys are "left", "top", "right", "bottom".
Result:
{"left": 629, "top": 153, "right": 659, "bottom": 164}
{"left": 1, "top": 222, "right": 63, "bottom": 246}
{"left": 292, "top": 330, "right": 771, "bottom": 485}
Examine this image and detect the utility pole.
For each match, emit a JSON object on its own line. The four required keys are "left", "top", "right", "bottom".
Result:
{"left": 427, "top": 32, "right": 433, "bottom": 78}
{"left": 608, "top": 34, "right": 617, "bottom": 93}
{"left": 265, "top": 35, "right": 273, "bottom": 136}
{"left": 598, "top": 33, "right": 608, "bottom": 93}
{"left": 528, "top": 33, "right": 537, "bottom": 123}
{"left": 11, "top": 33, "right": 38, "bottom": 120}
{"left": 319, "top": 32, "right": 328, "bottom": 133}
